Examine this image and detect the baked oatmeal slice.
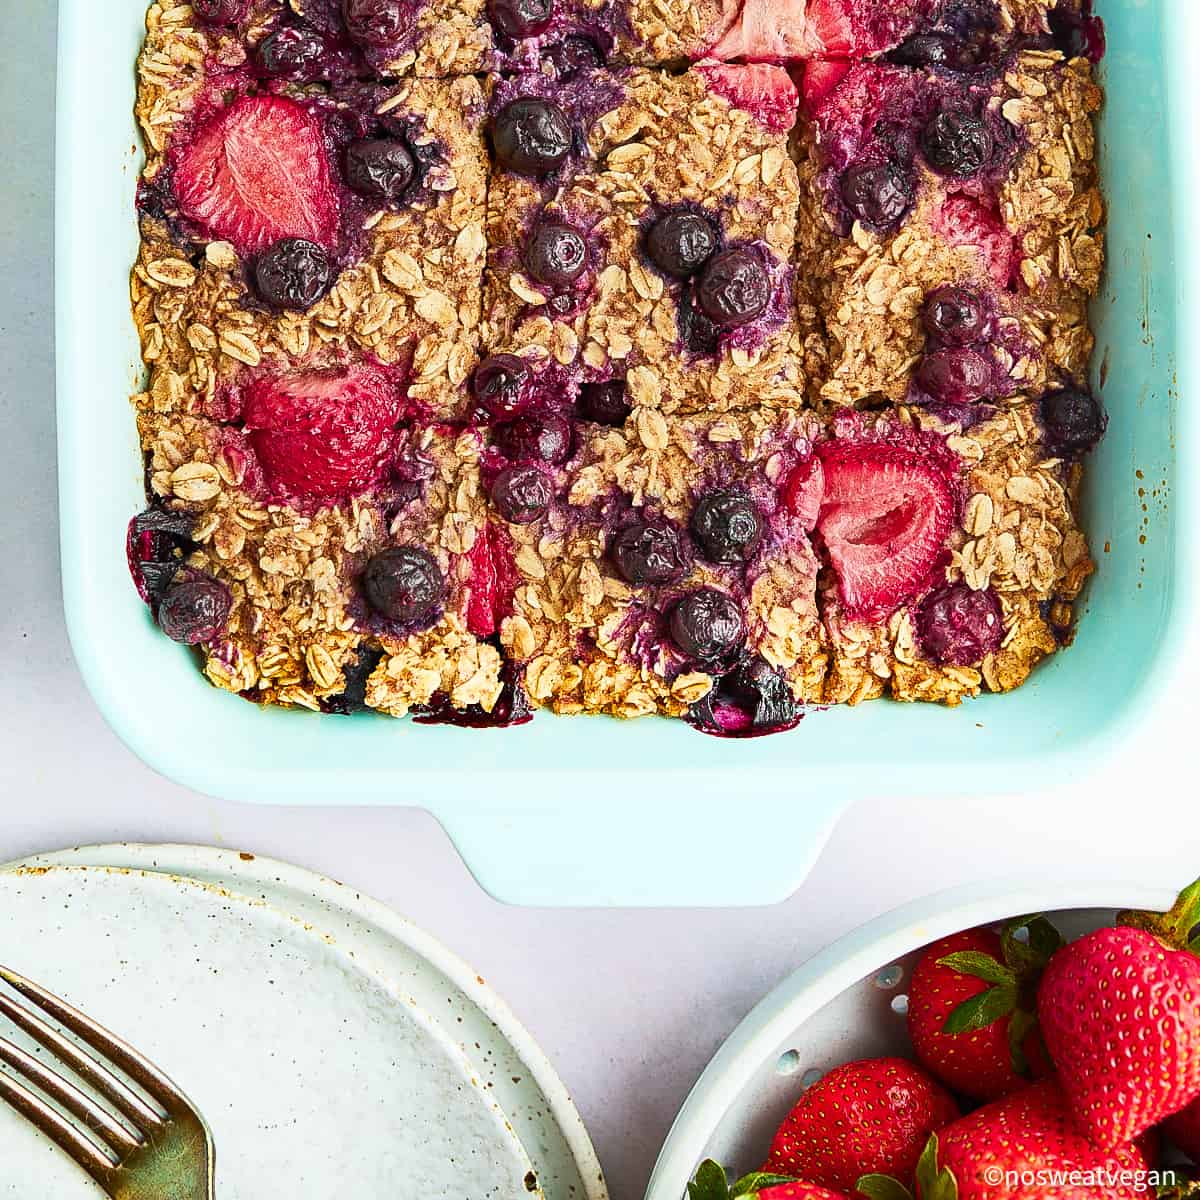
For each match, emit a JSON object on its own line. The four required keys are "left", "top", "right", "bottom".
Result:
{"left": 484, "top": 397, "right": 828, "bottom": 730}
{"left": 480, "top": 65, "right": 809, "bottom": 417}
{"left": 134, "top": 74, "right": 487, "bottom": 419}
{"left": 797, "top": 47, "right": 1103, "bottom": 411}
{"left": 131, "top": 391, "right": 507, "bottom": 718}
{"left": 816, "top": 396, "right": 1102, "bottom": 707}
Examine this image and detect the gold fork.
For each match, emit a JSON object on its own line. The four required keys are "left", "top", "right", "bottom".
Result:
{"left": 0, "top": 964, "right": 214, "bottom": 1199}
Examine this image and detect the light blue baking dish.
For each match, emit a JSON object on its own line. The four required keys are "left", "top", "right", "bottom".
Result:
{"left": 57, "top": 0, "right": 1194, "bottom": 907}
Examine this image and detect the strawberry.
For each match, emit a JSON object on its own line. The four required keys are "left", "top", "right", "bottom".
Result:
{"left": 241, "top": 364, "right": 402, "bottom": 503}
{"left": 1038, "top": 879, "right": 1200, "bottom": 1152}
{"left": 814, "top": 438, "right": 959, "bottom": 622}
{"left": 687, "top": 1159, "right": 848, "bottom": 1200}
{"left": 856, "top": 1082, "right": 1156, "bottom": 1199}
{"left": 929, "top": 196, "right": 1016, "bottom": 288}
{"left": 801, "top": 60, "right": 852, "bottom": 112}
{"left": 707, "top": 0, "right": 817, "bottom": 64}
{"left": 174, "top": 95, "right": 340, "bottom": 256}
{"left": 907, "top": 917, "right": 1062, "bottom": 1102}
{"left": 464, "top": 522, "right": 518, "bottom": 637}
{"left": 781, "top": 452, "right": 825, "bottom": 531}
{"left": 697, "top": 64, "right": 799, "bottom": 134}
{"left": 763, "top": 1057, "right": 958, "bottom": 1194}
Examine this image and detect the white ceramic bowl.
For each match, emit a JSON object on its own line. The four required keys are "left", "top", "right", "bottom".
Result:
{"left": 645, "top": 880, "right": 1176, "bottom": 1200}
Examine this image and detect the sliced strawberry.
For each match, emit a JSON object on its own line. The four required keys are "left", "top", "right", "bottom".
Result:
{"left": 801, "top": 60, "right": 851, "bottom": 112}
{"left": 931, "top": 195, "right": 1017, "bottom": 287}
{"left": 242, "top": 364, "right": 401, "bottom": 503}
{"left": 697, "top": 63, "right": 799, "bottom": 133}
{"left": 706, "top": 0, "right": 814, "bottom": 63}
{"left": 815, "top": 439, "right": 959, "bottom": 621}
{"left": 174, "top": 95, "right": 340, "bottom": 256}
{"left": 781, "top": 453, "right": 825, "bottom": 530}
{"left": 464, "top": 522, "right": 518, "bottom": 637}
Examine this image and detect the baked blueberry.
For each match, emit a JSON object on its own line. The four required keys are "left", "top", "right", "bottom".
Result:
{"left": 363, "top": 546, "right": 444, "bottom": 623}
{"left": 1040, "top": 387, "right": 1106, "bottom": 456}
{"left": 696, "top": 247, "right": 771, "bottom": 328}
{"left": 840, "top": 161, "right": 915, "bottom": 229}
{"left": 192, "top": 0, "right": 247, "bottom": 24}
{"left": 253, "top": 239, "right": 333, "bottom": 311}
{"left": 693, "top": 654, "right": 797, "bottom": 734}
{"left": 922, "top": 111, "right": 995, "bottom": 178}
{"left": 922, "top": 285, "right": 993, "bottom": 347}
{"left": 494, "top": 414, "right": 573, "bottom": 464}
{"left": 255, "top": 26, "right": 330, "bottom": 81}
{"left": 342, "top": 0, "right": 411, "bottom": 46}
{"left": 678, "top": 294, "right": 722, "bottom": 356}
{"left": 491, "top": 465, "right": 553, "bottom": 524}
{"left": 578, "top": 380, "right": 631, "bottom": 426}
{"left": 916, "top": 583, "right": 1004, "bottom": 666}
{"left": 472, "top": 354, "right": 530, "bottom": 418}
{"left": 544, "top": 35, "right": 603, "bottom": 78}
{"left": 488, "top": 0, "right": 553, "bottom": 39}
{"left": 645, "top": 211, "right": 718, "bottom": 279}
{"left": 888, "top": 32, "right": 966, "bottom": 69}
{"left": 669, "top": 589, "right": 745, "bottom": 661}
{"left": 690, "top": 491, "right": 763, "bottom": 564}
{"left": 525, "top": 220, "right": 588, "bottom": 288}
{"left": 916, "top": 347, "right": 992, "bottom": 404}
{"left": 345, "top": 139, "right": 417, "bottom": 205}
{"left": 157, "top": 574, "right": 232, "bottom": 645}
{"left": 610, "top": 520, "right": 690, "bottom": 586}
{"left": 492, "top": 98, "right": 572, "bottom": 178}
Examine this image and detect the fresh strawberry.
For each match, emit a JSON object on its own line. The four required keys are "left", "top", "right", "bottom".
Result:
{"left": 174, "top": 95, "right": 340, "bottom": 256}
{"left": 464, "top": 522, "right": 518, "bottom": 637}
{"left": 697, "top": 64, "right": 799, "bottom": 134}
{"left": 782, "top": 452, "right": 825, "bottom": 531}
{"left": 241, "top": 364, "right": 401, "bottom": 503}
{"left": 687, "top": 1159, "right": 848, "bottom": 1200}
{"left": 929, "top": 196, "right": 1016, "bottom": 288}
{"left": 856, "top": 1082, "right": 1156, "bottom": 1200}
{"left": 907, "top": 917, "right": 1061, "bottom": 1102}
{"left": 1038, "top": 879, "right": 1200, "bottom": 1152}
{"left": 814, "top": 438, "right": 959, "bottom": 622}
{"left": 763, "top": 1057, "right": 958, "bottom": 1194}
{"left": 801, "top": 60, "right": 852, "bottom": 112}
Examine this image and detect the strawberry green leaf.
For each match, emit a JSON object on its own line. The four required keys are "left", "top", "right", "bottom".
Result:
{"left": 731, "top": 1173, "right": 796, "bottom": 1197}
{"left": 689, "top": 1160, "right": 732, "bottom": 1200}
{"left": 942, "top": 984, "right": 1018, "bottom": 1034}
{"left": 1006, "top": 1005, "right": 1037, "bottom": 1076}
{"left": 1001, "top": 914, "right": 1063, "bottom": 973}
{"left": 856, "top": 1175, "right": 914, "bottom": 1200}
{"left": 912, "top": 1136, "right": 959, "bottom": 1200}
{"left": 1120, "top": 877, "right": 1200, "bottom": 951}
{"left": 935, "top": 951, "right": 1017, "bottom": 988}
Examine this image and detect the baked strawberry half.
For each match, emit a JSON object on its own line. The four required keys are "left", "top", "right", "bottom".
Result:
{"left": 697, "top": 64, "right": 799, "bottom": 133}
{"left": 464, "top": 522, "right": 518, "bottom": 637}
{"left": 781, "top": 452, "right": 825, "bottom": 531}
{"left": 931, "top": 195, "right": 1017, "bottom": 287}
{"left": 801, "top": 60, "right": 852, "bottom": 112}
{"left": 174, "top": 95, "right": 340, "bottom": 256}
{"left": 241, "top": 364, "right": 402, "bottom": 503}
{"left": 815, "top": 439, "right": 959, "bottom": 622}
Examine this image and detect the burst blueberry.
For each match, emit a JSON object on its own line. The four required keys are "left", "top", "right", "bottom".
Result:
{"left": 472, "top": 354, "right": 530, "bottom": 418}
{"left": 578, "top": 380, "right": 631, "bottom": 426}
{"left": 345, "top": 139, "right": 417, "bottom": 205}
{"left": 916, "top": 584, "right": 1004, "bottom": 666}
{"left": 255, "top": 27, "right": 330, "bottom": 82}
{"left": 610, "top": 520, "right": 690, "bottom": 586}
{"left": 696, "top": 247, "right": 771, "bottom": 328}
{"left": 492, "top": 98, "right": 572, "bottom": 178}
{"left": 888, "top": 33, "right": 968, "bottom": 69}
{"left": 491, "top": 466, "right": 553, "bottom": 524}
{"left": 916, "top": 347, "right": 992, "bottom": 404}
{"left": 363, "top": 546, "right": 444, "bottom": 624}
{"left": 192, "top": 0, "right": 247, "bottom": 24}
{"left": 645, "top": 211, "right": 718, "bottom": 280}
{"left": 253, "top": 239, "right": 333, "bottom": 312}
{"left": 157, "top": 574, "right": 233, "bottom": 645}
{"left": 922, "top": 285, "right": 993, "bottom": 347}
{"left": 922, "top": 110, "right": 995, "bottom": 178}
{"left": 669, "top": 589, "right": 745, "bottom": 662}
{"left": 544, "top": 35, "right": 603, "bottom": 78}
{"left": 494, "top": 414, "right": 573, "bottom": 465}
{"left": 342, "top": 0, "right": 411, "bottom": 46}
{"left": 690, "top": 491, "right": 763, "bottom": 564}
{"left": 488, "top": 0, "right": 553, "bottom": 39}
{"left": 840, "top": 160, "right": 915, "bottom": 230}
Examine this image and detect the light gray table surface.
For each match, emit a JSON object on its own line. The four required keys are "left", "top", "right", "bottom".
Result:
{"left": 3, "top": 6, "right": 1200, "bottom": 1198}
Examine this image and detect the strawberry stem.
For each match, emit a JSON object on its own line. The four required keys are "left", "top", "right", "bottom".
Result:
{"left": 1119, "top": 877, "right": 1200, "bottom": 951}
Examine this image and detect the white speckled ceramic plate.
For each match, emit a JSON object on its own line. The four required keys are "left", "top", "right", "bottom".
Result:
{"left": 0, "top": 845, "right": 605, "bottom": 1200}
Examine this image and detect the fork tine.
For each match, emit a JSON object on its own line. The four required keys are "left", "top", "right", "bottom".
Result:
{"left": 0, "top": 980, "right": 162, "bottom": 1130}
{"left": 0, "top": 1035, "right": 144, "bottom": 1154}
{"left": 0, "top": 1067, "right": 117, "bottom": 1183}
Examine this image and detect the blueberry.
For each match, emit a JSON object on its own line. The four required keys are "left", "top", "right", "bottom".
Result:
{"left": 578, "top": 379, "right": 631, "bottom": 426}
{"left": 492, "top": 98, "right": 572, "bottom": 178}
{"left": 1048, "top": 5, "right": 1100, "bottom": 59}
{"left": 192, "top": 0, "right": 247, "bottom": 24}
{"left": 472, "top": 354, "right": 531, "bottom": 418}
{"left": 916, "top": 583, "right": 1004, "bottom": 666}
{"left": 128, "top": 505, "right": 196, "bottom": 603}
{"left": 645, "top": 211, "right": 718, "bottom": 279}
{"left": 916, "top": 347, "right": 992, "bottom": 404}
{"left": 669, "top": 589, "right": 745, "bottom": 662}
{"left": 840, "top": 160, "right": 915, "bottom": 230}
{"left": 1040, "top": 387, "right": 1106, "bottom": 457}
{"left": 690, "top": 655, "right": 797, "bottom": 735}
{"left": 488, "top": 0, "right": 553, "bottom": 39}
{"left": 690, "top": 491, "right": 763, "bottom": 564}
{"left": 544, "top": 35, "right": 603, "bottom": 78}
{"left": 157, "top": 574, "right": 232, "bottom": 645}
{"left": 342, "top": 0, "right": 411, "bottom": 46}
{"left": 678, "top": 293, "right": 722, "bottom": 356}
{"left": 345, "top": 139, "right": 417, "bottom": 204}
{"left": 525, "top": 220, "right": 588, "bottom": 288}
{"left": 363, "top": 546, "right": 444, "bottom": 623}
{"left": 324, "top": 644, "right": 385, "bottom": 714}
{"left": 922, "top": 285, "right": 994, "bottom": 347}
{"left": 494, "top": 414, "right": 573, "bottom": 464}
{"left": 253, "top": 239, "right": 333, "bottom": 312}
{"left": 610, "top": 519, "right": 690, "bottom": 586}
{"left": 491, "top": 465, "right": 553, "bottom": 524}
{"left": 696, "top": 247, "right": 771, "bottom": 328}
{"left": 888, "top": 32, "right": 967, "bottom": 69}
{"left": 921, "top": 111, "right": 995, "bottom": 178}
{"left": 255, "top": 26, "right": 330, "bottom": 81}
